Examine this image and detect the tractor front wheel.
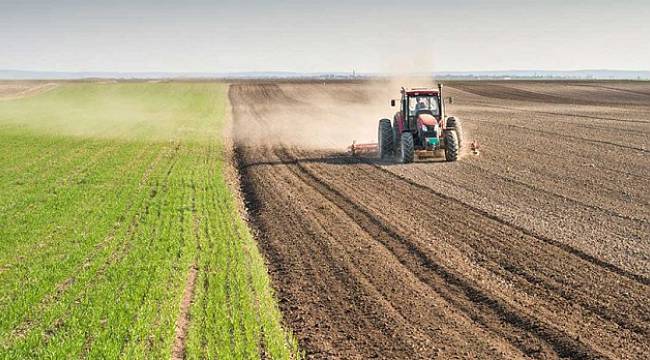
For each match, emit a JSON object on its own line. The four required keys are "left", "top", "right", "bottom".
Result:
{"left": 378, "top": 118, "right": 394, "bottom": 159}
{"left": 444, "top": 130, "right": 459, "bottom": 162}
{"left": 399, "top": 132, "right": 415, "bottom": 164}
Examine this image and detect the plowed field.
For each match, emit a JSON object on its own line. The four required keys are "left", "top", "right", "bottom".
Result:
{"left": 231, "top": 81, "right": 650, "bottom": 359}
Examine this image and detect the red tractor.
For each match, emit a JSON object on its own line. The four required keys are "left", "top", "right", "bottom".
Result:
{"left": 378, "top": 84, "right": 463, "bottom": 163}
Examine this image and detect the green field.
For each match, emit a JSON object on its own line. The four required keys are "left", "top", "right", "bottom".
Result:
{"left": 0, "top": 83, "right": 298, "bottom": 359}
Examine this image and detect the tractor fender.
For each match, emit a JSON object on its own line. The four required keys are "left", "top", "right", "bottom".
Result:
{"left": 393, "top": 111, "right": 404, "bottom": 134}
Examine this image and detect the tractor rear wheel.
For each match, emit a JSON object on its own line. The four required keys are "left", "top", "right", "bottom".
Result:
{"left": 399, "top": 132, "right": 415, "bottom": 164}
{"left": 444, "top": 130, "right": 459, "bottom": 162}
{"left": 446, "top": 117, "right": 463, "bottom": 148}
{"left": 378, "top": 118, "right": 394, "bottom": 159}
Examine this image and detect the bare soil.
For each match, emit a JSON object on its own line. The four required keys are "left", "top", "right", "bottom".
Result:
{"left": 230, "top": 81, "right": 650, "bottom": 359}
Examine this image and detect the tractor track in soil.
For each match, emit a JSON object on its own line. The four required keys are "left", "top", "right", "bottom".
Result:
{"left": 230, "top": 81, "right": 650, "bottom": 359}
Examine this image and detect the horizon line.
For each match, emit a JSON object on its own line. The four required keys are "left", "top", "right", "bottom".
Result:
{"left": 2, "top": 68, "right": 650, "bottom": 75}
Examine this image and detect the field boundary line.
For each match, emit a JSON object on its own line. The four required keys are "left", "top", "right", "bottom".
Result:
{"left": 171, "top": 264, "right": 198, "bottom": 360}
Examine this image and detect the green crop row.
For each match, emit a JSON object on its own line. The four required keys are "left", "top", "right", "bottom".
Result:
{"left": 0, "top": 83, "right": 299, "bottom": 359}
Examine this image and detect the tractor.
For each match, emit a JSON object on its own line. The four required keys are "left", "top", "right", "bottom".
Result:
{"left": 378, "top": 84, "right": 463, "bottom": 163}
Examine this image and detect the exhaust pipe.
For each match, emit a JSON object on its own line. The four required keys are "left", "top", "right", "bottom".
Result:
{"left": 438, "top": 83, "right": 445, "bottom": 119}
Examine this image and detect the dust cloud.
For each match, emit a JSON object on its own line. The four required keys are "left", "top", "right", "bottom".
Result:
{"left": 233, "top": 82, "right": 387, "bottom": 149}
{"left": 0, "top": 82, "right": 222, "bottom": 143}
{"left": 232, "top": 45, "right": 445, "bottom": 151}
{"left": 0, "top": 82, "right": 57, "bottom": 100}
{"left": 232, "top": 77, "right": 443, "bottom": 151}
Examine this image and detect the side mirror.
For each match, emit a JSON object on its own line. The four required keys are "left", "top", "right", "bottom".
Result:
{"left": 390, "top": 99, "right": 396, "bottom": 107}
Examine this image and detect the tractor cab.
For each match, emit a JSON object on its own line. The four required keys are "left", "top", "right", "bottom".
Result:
{"left": 400, "top": 89, "right": 441, "bottom": 116}
{"left": 391, "top": 87, "right": 445, "bottom": 147}
{"left": 407, "top": 94, "right": 440, "bottom": 118}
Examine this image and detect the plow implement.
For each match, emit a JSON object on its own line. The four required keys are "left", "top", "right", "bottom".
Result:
{"left": 349, "top": 139, "right": 480, "bottom": 156}
{"left": 348, "top": 141, "right": 378, "bottom": 156}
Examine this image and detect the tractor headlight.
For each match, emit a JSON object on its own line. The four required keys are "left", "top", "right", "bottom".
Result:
{"left": 421, "top": 124, "right": 428, "bottom": 132}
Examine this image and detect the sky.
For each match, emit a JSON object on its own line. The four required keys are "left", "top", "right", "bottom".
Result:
{"left": 1, "top": 0, "right": 649, "bottom": 73}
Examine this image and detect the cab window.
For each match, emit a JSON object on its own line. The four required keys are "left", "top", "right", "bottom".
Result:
{"left": 408, "top": 96, "right": 439, "bottom": 116}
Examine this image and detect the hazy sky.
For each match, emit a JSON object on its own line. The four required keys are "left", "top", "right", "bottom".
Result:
{"left": 1, "top": 0, "right": 649, "bottom": 73}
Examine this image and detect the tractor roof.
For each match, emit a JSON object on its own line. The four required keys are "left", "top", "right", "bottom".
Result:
{"left": 403, "top": 87, "right": 439, "bottom": 96}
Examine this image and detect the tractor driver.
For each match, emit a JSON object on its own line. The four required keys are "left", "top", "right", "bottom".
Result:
{"left": 415, "top": 97, "right": 429, "bottom": 113}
